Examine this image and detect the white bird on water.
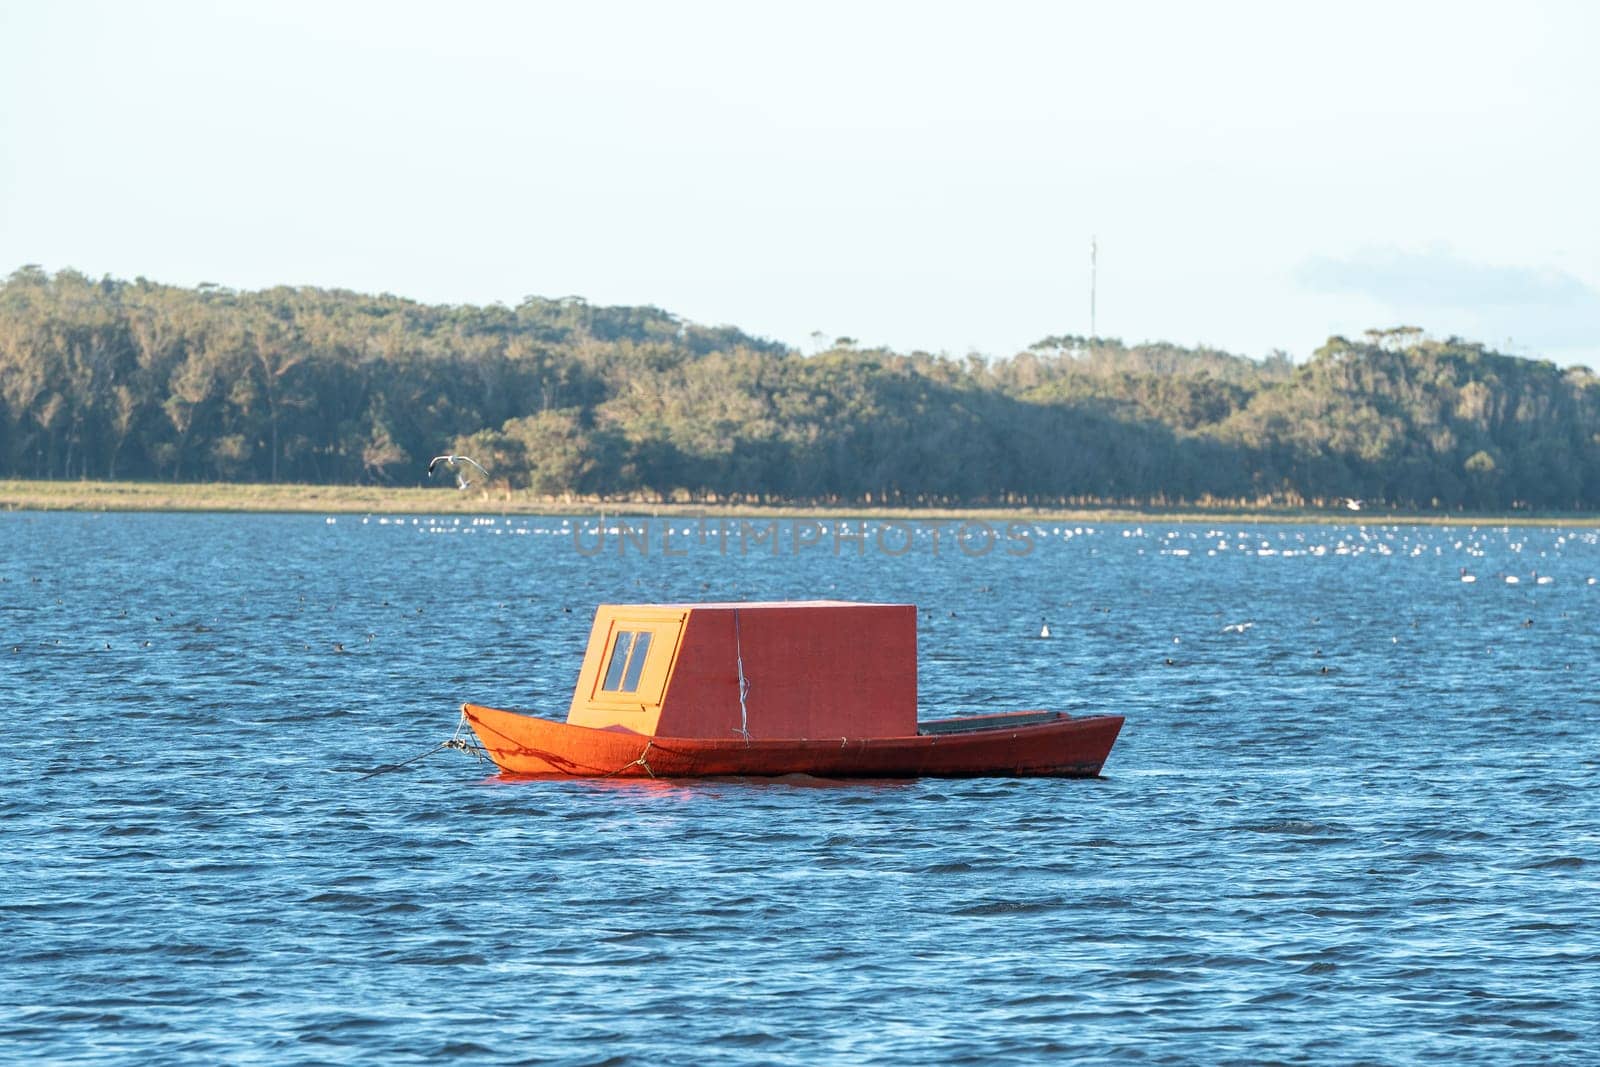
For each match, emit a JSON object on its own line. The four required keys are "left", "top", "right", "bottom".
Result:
{"left": 427, "top": 454, "right": 490, "bottom": 489}
{"left": 1039, "top": 622, "right": 1052, "bottom": 639}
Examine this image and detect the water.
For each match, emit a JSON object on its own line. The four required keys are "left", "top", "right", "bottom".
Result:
{"left": 3, "top": 513, "right": 1597, "bottom": 1064}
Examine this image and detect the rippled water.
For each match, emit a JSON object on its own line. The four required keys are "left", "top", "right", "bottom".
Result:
{"left": 3, "top": 513, "right": 1598, "bottom": 1063}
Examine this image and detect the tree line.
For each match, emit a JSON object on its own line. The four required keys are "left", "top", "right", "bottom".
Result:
{"left": 2, "top": 268, "right": 1597, "bottom": 510}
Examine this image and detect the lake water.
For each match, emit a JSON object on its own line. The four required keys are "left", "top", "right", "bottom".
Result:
{"left": 3, "top": 512, "right": 1597, "bottom": 1064}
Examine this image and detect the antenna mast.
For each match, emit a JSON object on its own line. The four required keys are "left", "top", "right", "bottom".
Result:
{"left": 1089, "top": 235, "right": 1098, "bottom": 340}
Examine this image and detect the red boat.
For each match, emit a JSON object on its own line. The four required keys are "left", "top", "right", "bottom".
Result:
{"left": 462, "top": 601, "right": 1123, "bottom": 780}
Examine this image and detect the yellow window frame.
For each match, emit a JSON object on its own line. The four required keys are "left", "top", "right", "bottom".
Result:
{"left": 586, "top": 615, "right": 683, "bottom": 710}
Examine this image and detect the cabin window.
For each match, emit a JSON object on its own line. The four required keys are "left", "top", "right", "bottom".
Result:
{"left": 620, "top": 631, "right": 652, "bottom": 690}
{"left": 601, "top": 629, "right": 652, "bottom": 694}
{"left": 579, "top": 613, "right": 684, "bottom": 714}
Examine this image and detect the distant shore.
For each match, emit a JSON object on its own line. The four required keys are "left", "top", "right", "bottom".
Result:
{"left": 4, "top": 479, "right": 1597, "bottom": 526}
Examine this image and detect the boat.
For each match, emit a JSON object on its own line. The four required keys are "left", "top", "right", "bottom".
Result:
{"left": 461, "top": 601, "right": 1123, "bottom": 779}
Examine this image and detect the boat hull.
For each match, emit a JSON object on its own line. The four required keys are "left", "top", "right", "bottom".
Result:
{"left": 461, "top": 703, "right": 1123, "bottom": 779}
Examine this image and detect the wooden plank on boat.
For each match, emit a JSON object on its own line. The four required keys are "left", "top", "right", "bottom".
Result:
{"left": 917, "top": 711, "right": 1063, "bottom": 735}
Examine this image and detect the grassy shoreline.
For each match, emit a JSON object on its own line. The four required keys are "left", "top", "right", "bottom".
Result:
{"left": 4, "top": 479, "right": 1598, "bottom": 526}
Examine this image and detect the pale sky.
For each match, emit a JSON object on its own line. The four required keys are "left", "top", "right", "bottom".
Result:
{"left": 3, "top": 0, "right": 1597, "bottom": 365}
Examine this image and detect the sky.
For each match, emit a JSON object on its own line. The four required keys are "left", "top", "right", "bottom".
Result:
{"left": 2, "top": 0, "right": 1597, "bottom": 365}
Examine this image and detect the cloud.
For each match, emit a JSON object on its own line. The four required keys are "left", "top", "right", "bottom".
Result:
{"left": 1297, "top": 246, "right": 1600, "bottom": 355}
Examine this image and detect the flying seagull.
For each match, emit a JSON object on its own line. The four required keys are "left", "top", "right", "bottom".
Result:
{"left": 1344, "top": 498, "right": 1365, "bottom": 511}
{"left": 427, "top": 454, "right": 490, "bottom": 489}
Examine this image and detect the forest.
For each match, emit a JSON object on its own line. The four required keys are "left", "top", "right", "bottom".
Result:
{"left": 2, "top": 267, "right": 1597, "bottom": 510}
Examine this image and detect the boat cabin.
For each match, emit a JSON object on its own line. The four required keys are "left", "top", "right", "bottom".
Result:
{"left": 566, "top": 601, "right": 917, "bottom": 740}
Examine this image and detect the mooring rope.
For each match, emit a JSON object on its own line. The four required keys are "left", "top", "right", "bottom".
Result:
{"left": 605, "top": 740, "right": 656, "bottom": 778}
{"left": 356, "top": 711, "right": 486, "bottom": 779}
{"left": 734, "top": 608, "right": 751, "bottom": 745}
